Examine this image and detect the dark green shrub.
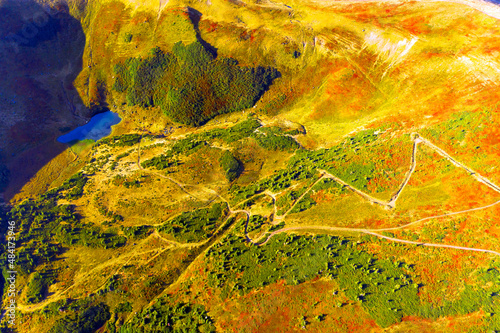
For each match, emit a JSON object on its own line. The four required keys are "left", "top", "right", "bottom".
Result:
{"left": 124, "top": 33, "right": 132, "bottom": 43}
{"left": 98, "top": 134, "right": 142, "bottom": 147}
{"left": 49, "top": 303, "right": 111, "bottom": 333}
{"left": 141, "top": 154, "right": 179, "bottom": 170}
{"left": 252, "top": 132, "right": 300, "bottom": 151}
{"left": 220, "top": 151, "right": 241, "bottom": 182}
{"left": 170, "top": 138, "right": 205, "bottom": 155}
{"left": 26, "top": 272, "right": 47, "bottom": 304}
{"left": 206, "top": 233, "right": 422, "bottom": 327}
{"left": 158, "top": 203, "right": 228, "bottom": 243}
{"left": 197, "top": 118, "right": 261, "bottom": 143}
{"left": 58, "top": 172, "right": 88, "bottom": 199}
{"left": 115, "top": 302, "right": 132, "bottom": 313}
{"left": 119, "top": 301, "right": 215, "bottom": 333}
{"left": 246, "top": 215, "right": 267, "bottom": 233}
{"left": 123, "top": 225, "right": 153, "bottom": 240}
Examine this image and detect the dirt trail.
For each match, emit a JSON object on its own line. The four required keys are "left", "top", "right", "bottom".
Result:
{"left": 363, "top": 231, "right": 500, "bottom": 256}
{"left": 148, "top": 133, "right": 500, "bottom": 256}
{"left": 21, "top": 131, "right": 500, "bottom": 313}
{"left": 244, "top": 133, "right": 500, "bottom": 257}
{"left": 136, "top": 132, "right": 500, "bottom": 258}
{"left": 315, "top": 134, "right": 500, "bottom": 212}
{"left": 18, "top": 205, "right": 240, "bottom": 313}
{"left": 319, "top": 169, "right": 392, "bottom": 208}
{"left": 419, "top": 137, "right": 500, "bottom": 193}
{"left": 313, "top": 133, "right": 416, "bottom": 210}
{"left": 251, "top": 223, "right": 500, "bottom": 257}
{"left": 275, "top": 174, "right": 327, "bottom": 221}
{"left": 263, "top": 190, "right": 278, "bottom": 218}
{"left": 374, "top": 198, "right": 500, "bottom": 232}
{"left": 256, "top": 225, "right": 367, "bottom": 246}
{"left": 310, "top": 0, "right": 500, "bottom": 21}
{"left": 387, "top": 138, "right": 419, "bottom": 206}
{"left": 141, "top": 210, "right": 245, "bottom": 312}
{"left": 17, "top": 244, "right": 167, "bottom": 312}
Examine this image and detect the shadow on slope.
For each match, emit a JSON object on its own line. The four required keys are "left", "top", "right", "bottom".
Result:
{"left": 0, "top": 0, "right": 88, "bottom": 202}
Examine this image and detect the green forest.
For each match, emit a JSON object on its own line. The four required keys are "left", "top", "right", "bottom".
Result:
{"left": 113, "top": 42, "right": 280, "bottom": 126}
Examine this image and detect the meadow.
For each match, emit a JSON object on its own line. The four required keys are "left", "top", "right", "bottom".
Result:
{"left": 5, "top": 0, "right": 500, "bottom": 332}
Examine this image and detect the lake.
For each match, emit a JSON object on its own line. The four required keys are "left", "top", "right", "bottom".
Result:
{"left": 57, "top": 111, "right": 122, "bottom": 144}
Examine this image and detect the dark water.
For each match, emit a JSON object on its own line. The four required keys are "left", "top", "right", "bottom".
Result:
{"left": 57, "top": 111, "right": 121, "bottom": 143}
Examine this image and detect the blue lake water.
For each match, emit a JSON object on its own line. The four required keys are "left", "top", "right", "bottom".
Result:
{"left": 57, "top": 111, "right": 121, "bottom": 144}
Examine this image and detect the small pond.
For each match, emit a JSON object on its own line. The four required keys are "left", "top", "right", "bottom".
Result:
{"left": 57, "top": 111, "right": 121, "bottom": 144}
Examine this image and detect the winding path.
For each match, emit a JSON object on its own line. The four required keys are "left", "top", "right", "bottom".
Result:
{"left": 128, "top": 132, "right": 500, "bottom": 256}
{"left": 18, "top": 131, "right": 500, "bottom": 313}
{"left": 243, "top": 133, "right": 500, "bottom": 257}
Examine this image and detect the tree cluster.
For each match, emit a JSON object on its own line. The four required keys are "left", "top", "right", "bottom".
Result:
{"left": 113, "top": 41, "right": 280, "bottom": 126}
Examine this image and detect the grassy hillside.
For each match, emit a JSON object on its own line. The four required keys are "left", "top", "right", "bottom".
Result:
{"left": 3, "top": 0, "right": 500, "bottom": 332}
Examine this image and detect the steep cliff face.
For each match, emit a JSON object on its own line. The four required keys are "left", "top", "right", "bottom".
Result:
{"left": 0, "top": 1, "right": 89, "bottom": 139}
{"left": 0, "top": 0, "right": 89, "bottom": 199}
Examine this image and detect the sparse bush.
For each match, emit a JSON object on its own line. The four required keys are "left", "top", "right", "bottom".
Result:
{"left": 119, "top": 301, "right": 215, "bottom": 333}
{"left": 123, "top": 33, "right": 132, "bottom": 43}
{"left": 158, "top": 203, "right": 228, "bottom": 243}
{"left": 49, "top": 302, "right": 111, "bottom": 333}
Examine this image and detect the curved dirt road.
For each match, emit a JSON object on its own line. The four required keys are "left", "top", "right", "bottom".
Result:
{"left": 244, "top": 133, "right": 500, "bottom": 256}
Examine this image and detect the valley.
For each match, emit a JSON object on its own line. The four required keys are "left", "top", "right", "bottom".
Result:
{"left": 2, "top": 0, "right": 500, "bottom": 332}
